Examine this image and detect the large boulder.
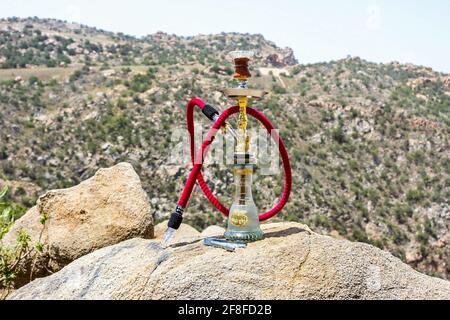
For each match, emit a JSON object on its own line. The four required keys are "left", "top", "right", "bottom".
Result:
{"left": 3, "top": 162, "right": 153, "bottom": 287}
{"left": 8, "top": 222, "right": 450, "bottom": 300}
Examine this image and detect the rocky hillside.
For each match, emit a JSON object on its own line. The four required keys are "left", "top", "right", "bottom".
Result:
{"left": 0, "top": 17, "right": 449, "bottom": 280}
{"left": 0, "top": 17, "right": 296, "bottom": 69}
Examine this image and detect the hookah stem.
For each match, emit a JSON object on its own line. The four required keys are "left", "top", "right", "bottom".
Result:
{"left": 238, "top": 96, "right": 249, "bottom": 206}
{"left": 239, "top": 174, "right": 246, "bottom": 205}
{"left": 174, "top": 99, "right": 292, "bottom": 224}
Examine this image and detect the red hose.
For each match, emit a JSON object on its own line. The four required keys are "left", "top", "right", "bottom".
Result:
{"left": 178, "top": 98, "right": 292, "bottom": 221}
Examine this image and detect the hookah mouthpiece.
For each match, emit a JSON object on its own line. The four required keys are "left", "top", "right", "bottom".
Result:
{"left": 161, "top": 227, "right": 176, "bottom": 248}
{"left": 161, "top": 205, "right": 184, "bottom": 247}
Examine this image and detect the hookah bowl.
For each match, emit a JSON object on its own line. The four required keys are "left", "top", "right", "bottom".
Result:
{"left": 229, "top": 50, "right": 254, "bottom": 82}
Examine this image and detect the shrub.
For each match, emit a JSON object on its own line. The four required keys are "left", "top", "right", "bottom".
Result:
{"left": 407, "top": 150, "right": 425, "bottom": 165}
{"left": 393, "top": 203, "right": 413, "bottom": 223}
{"left": 69, "top": 70, "right": 84, "bottom": 83}
{"left": 331, "top": 125, "right": 346, "bottom": 144}
{"left": 0, "top": 147, "right": 7, "bottom": 160}
{"left": 272, "top": 84, "right": 287, "bottom": 94}
{"left": 406, "top": 188, "right": 427, "bottom": 204}
{"left": 0, "top": 186, "right": 48, "bottom": 297}
{"left": 128, "top": 68, "right": 156, "bottom": 93}
{"left": 291, "top": 66, "right": 302, "bottom": 76}
{"left": 352, "top": 227, "right": 369, "bottom": 243}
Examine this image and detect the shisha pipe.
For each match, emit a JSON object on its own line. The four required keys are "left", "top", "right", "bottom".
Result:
{"left": 162, "top": 51, "right": 292, "bottom": 246}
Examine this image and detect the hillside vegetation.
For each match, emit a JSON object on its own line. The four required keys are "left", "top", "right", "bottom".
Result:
{"left": 0, "top": 17, "right": 449, "bottom": 280}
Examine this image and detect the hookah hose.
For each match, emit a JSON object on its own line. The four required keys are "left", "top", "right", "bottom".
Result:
{"left": 168, "top": 98, "right": 292, "bottom": 230}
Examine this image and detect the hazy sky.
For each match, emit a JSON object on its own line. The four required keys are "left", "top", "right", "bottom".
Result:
{"left": 1, "top": 0, "right": 449, "bottom": 73}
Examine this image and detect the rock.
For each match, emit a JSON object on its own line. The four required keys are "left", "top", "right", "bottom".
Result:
{"left": 416, "top": 94, "right": 428, "bottom": 101}
{"left": 154, "top": 220, "right": 200, "bottom": 243}
{"left": 308, "top": 100, "right": 341, "bottom": 110}
{"left": 365, "top": 222, "right": 382, "bottom": 241}
{"left": 328, "top": 230, "right": 345, "bottom": 240}
{"left": 3, "top": 162, "right": 153, "bottom": 287}
{"left": 410, "top": 117, "right": 440, "bottom": 131}
{"left": 308, "top": 133, "right": 323, "bottom": 144}
{"left": 162, "top": 165, "right": 181, "bottom": 177}
{"left": 442, "top": 76, "right": 450, "bottom": 88}
{"left": 8, "top": 222, "right": 450, "bottom": 300}
{"left": 200, "top": 225, "right": 226, "bottom": 238}
{"left": 67, "top": 42, "right": 78, "bottom": 50}
{"left": 207, "top": 65, "right": 230, "bottom": 76}
{"left": 101, "top": 142, "right": 111, "bottom": 151}
{"left": 406, "top": 249, "right": 422, "bottom": 264}
{"left": 102, "top": 69, "right": 116, "bottom": 77}
{"left": 355, "top": 119, "right": 372, "bottom": 134}
{"left": 265, "top": 47, "right": 298, "bottom": 67}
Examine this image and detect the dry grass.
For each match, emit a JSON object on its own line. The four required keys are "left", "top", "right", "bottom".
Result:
{"left": 0, "top": 66, "right": 80, "bottom": 81}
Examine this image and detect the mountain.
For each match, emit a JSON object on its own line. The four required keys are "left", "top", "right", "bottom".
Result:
{"left": 0, "top": 17, "right": 449, "bottom": 280}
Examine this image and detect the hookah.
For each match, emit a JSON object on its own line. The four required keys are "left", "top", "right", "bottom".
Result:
{"left": 162, "top": 51, "right": 292, "bottom": 248}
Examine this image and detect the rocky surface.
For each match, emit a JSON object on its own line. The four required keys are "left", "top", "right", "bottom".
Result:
{"left": 3, "top": 163, "right": 153, "bottom": 286}
{"left": 8, "top": 222, "right": 450, "bottom": 300}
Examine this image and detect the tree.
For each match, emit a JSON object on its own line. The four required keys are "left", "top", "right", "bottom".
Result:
{"left": 331, "top": 125, "right": 346, "bottom": 144}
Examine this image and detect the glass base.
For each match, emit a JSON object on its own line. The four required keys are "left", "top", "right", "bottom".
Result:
{"left": 224, "top": 230, "right": 264, "bottom": 243}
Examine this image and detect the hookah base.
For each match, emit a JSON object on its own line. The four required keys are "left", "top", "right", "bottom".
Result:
{"left": 224, "top": 230, "right": 264, "bottom": 243}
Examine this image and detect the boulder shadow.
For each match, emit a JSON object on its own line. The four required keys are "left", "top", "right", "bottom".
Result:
{"left": 263, "top": 227, "right": 309, "bottom": 239}
{"left": 166, "top": 227, "right": 308, "bottom": 249}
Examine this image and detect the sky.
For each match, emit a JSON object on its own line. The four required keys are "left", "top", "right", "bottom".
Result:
{"left": 1, "top": 0, "right": 449, "bottom": 73}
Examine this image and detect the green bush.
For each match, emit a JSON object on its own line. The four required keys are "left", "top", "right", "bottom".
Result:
{"left": 0, "top": 187, "right": 26, "bottom": 237}
{"left": 331, "top": 126, "right": 346, "bottom": 144}
{"left": 352, "top": 227, "right": 369, "bottom": 243}
{"left": 407, "top": 150, "right": 425, "bottom": 165}
{"left": 393, "top": 203, "right": 413, "bottom": 223}
{"left": 127, "top": 68, "right": 156, "bottom": 93}
{"left": 69, "top": 70, "right": 84, "bottom": 83}
{"left": 0, "top": 186, "right": 48, "bottom": 298}
{"left": 406, "top": 188, "right": 427, "bottom": 204}
{"left": 272, "top": 84, "right": 287, "bottom": 94}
